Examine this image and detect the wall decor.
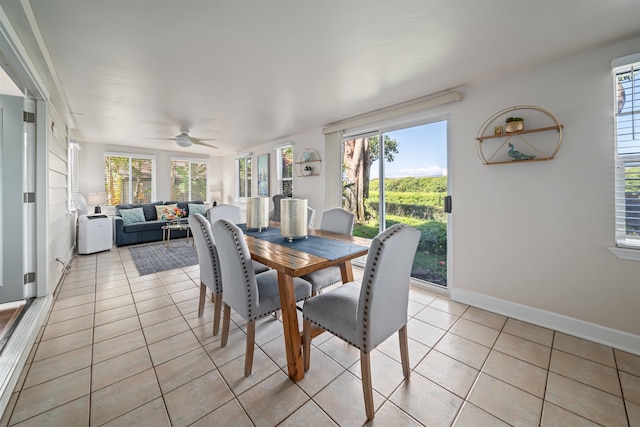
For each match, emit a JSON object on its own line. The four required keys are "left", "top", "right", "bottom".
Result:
{"left": 257, "top": 153, "right": 269, "bottom": 196}
{"left": 475, "top": 105, "right": 563, "bottom": 165}
{"left": 295, "top": 148, "right": 322, "bottom": 177}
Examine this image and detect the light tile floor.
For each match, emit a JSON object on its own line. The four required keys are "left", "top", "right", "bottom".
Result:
{"left": 1, "top": 244, "right": 639, "bottom": 426}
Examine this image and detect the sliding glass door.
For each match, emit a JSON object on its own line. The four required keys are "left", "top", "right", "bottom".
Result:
{"left": 342, "top": 120, "right": 449, "bottom": 286}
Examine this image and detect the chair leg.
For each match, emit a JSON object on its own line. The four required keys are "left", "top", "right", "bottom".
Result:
{"left": 399, "top": 324, "right": 410, "bottom": 379}
{"left": 198, "top": 283, "right": 206, "bottom": 317}
{"left": 212, "top": 292, "right": 222, "bottom": 336}
{"left": 303, "top": 318, "right": 312, "bottom": 372}
{"left": 221, "top": 304, "right": 231, "bottom": 347}
{"left": 360, "top": 351, "right": 375, "bottom": 420}
{"left": 245, "top": 321, "right": 255, "bottom": 377}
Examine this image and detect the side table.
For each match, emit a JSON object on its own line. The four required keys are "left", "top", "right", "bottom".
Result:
{"left": 161, "top": 220, "right": 192, "bottom": 250}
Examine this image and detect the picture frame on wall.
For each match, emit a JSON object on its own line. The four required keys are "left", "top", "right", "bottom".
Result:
{"left": 257, "top": 153, "right": 269, "bottom": 196}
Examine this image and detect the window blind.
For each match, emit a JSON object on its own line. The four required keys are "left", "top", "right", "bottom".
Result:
{"left": 68, "top": 141, "right": 79, "bottom": 211}
{"left": 614, "top": 59, "right": 640, "bottom": 248}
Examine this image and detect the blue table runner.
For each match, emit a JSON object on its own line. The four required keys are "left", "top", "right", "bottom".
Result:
{"left": 238, "top": 224, "right": 367, "bottom": 261}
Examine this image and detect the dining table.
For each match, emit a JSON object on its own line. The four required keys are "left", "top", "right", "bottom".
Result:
{"left": 241, "top": 222, "right": 371, "bottom": 382}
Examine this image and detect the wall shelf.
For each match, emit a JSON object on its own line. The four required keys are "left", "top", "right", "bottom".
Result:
{"left": 475, "top": 105, "right": 563, "bottom": 165}
{"left": 295, "top": 148, "right": 322, "bottom": 176}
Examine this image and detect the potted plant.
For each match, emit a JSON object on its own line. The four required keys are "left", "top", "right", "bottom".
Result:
{"left": 505, "top": 116, "right": 524, "bottom": 133}
{"left": 303, "top": 164, "right": 313, "bottom": 176}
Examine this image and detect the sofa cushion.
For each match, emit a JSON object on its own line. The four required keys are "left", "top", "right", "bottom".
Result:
{"left": 116, "top": 201, "right": 163, "bottom": 221}
{"left": 165, "top": 200, "right": 204, "bottom": 216}
{"left": 123, "top": 220, "right": 167, "bottom": 233}
{"left": 120, "top": 207, "right": 146, "bottom": 225}
{"left": 188, "top": 203, "right": 207, "bottom": 217}
{"left": 156, "top": 204, "right": 182, "bottom": 221}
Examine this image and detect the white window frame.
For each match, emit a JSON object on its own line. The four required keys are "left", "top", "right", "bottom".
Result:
{"left": 67, "top": 140, "right": 79, "bottom": 212}
{"left": 235, "top": 152, "right": 252, "bottom": 202}
{"left": 275, "top": 143, "right": 293, "bottom": 197}
{"left": 104, "top": 152, "right": 156, "bottom": 205}
{"left": 170, "top": 157, "right": 209, "bottom": 201}
{"left": 610, "top": 53, "right": 640, "bottom": 261}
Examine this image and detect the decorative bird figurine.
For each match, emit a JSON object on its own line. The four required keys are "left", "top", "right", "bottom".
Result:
{"left": 507, "top": 143, "right": 535, "bottom": 161}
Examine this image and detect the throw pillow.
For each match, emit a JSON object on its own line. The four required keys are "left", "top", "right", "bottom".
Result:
{"left": 188, "top": 203, "right": 207, "bottom": 218}
{"left": 120, "top": 207, "right": 146, "bottom": 225}
{"left": 156, "top": 204, "right": 180, "bottom": 221}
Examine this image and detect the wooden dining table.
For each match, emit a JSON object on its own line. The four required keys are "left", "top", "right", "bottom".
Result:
{"left": 242, "top": 223, "right": 371, "bottom": 382}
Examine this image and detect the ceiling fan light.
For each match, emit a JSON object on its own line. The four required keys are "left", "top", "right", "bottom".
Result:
{"left": 175, "top": 134, "right": 192, "bottom": 147}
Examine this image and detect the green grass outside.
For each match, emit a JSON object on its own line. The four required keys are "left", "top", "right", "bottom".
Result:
{"left": 353, "top": 214, "right": 447, "bottom": 286}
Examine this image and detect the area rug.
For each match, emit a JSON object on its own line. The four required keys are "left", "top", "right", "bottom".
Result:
{"left": 128, "top": 240, "right": 198, "bottom": 275}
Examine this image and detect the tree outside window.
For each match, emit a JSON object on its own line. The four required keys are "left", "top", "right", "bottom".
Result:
{"left": 237, "top": 156, "right": 252, "bottom": 199}
{"left": 171, "top": 159, "right": 208, "bottom": 201}
{"left": 277, "top": 146, "right": 293, "bottom": 197}
{"left": 104, "top": 154, "right": 154, "bottom": 205}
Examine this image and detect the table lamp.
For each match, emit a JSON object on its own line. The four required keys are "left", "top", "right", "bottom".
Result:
{"left": 210, "top": 190, "right": 222, "bottom": 207}
{"left": 246, "top": 197, "right": 269, "bottom": 231}
{"left": 280, "top": 198, "right": 308, "bottom": 242}
{"left": 87, "top": 192, "right": 107, "bottom": 214}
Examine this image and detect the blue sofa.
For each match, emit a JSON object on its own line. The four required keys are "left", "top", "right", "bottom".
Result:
{"left": 113, "top": 200, "right": 206, "bottom": 247}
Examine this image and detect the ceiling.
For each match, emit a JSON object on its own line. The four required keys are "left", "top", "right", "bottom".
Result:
{"left": 2, "top": 1, "right": 640, "bottom": 156}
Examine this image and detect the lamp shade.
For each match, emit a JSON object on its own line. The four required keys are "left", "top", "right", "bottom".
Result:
{"left": 210, "top": 190, "right": 222, "bottom": 204}
{"left": 280, "top": 198, "right": 308, "bottom": 242}
{"left": 246, "top": 197, "right": 269, "bottom": 231}
{"left": 87, "top": 192, "right": 107, "bottom": 214}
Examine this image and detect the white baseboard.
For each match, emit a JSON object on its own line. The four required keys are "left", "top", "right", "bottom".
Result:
{"left": 0, "top": 296, "right": 52, "bottom": 419}
{"left": 450, "top": 288, "right": 640, "bottom": 356}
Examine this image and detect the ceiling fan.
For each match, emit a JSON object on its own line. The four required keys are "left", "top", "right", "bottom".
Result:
{"left": 159, "top": 129, "right": 218, "bottom": 149}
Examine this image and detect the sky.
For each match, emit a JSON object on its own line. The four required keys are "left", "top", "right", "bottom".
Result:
{"left": 369, "top": 120, "right": 448, "bottom": 180}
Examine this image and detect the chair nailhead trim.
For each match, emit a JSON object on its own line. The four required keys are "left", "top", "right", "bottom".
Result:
{"left": 194, "top": 215, "right": 222, "bottom": 293}
{"left": 361, "top": 223, "right": 406, "bottom": 353}
{"left": 222, "top": 221, "right": 254, "bottom": 318}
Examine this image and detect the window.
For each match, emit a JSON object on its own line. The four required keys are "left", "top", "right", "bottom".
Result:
{"left": 236, "top": 155, "right": 252, "bottom": 200}
{"left": 170, "top": 159, "right": 208, "bottom": 201}
{"left": 104, "top": 154, "right": 155, "bottom": 205}
{"left": 68, "top": 141, "right": 79, "bottom": 211}
{"left": 276, "top": 144, "right": 293, "bottom": 197}
{"left": 614, "top": 55, "right": 640, "bottom": 249}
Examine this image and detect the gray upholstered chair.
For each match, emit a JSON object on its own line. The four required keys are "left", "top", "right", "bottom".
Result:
{"left": 212, "top": 219, "right": 312, "bottom": 376}
{"left": 302, "top": 223, "right": 420, "bottom": 420}
{"left": 268, "top": 194, "right": 285, "bottom": 222}
{"left": 188, "top": 213, "right": 223, "bottom": 335}
{"left": 307, "top": 206, "right": 316, "bottom": 228}
{"left": 301, "top": 207, "right": 355, "bottom": 294}
{"left": 207, "top": 203, "right": 270, "bottom": 275}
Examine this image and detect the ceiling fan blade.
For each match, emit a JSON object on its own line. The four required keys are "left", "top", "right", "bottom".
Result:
{"left": 192, "top": 139, "right": 218, "bottom": 149}
{"left": 143, "top": 137, "right": 176, "bottom": 141}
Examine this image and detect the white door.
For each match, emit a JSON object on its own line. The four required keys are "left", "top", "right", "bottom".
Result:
{"left": 0, "top": 94, "right": 30, "bottom": 303}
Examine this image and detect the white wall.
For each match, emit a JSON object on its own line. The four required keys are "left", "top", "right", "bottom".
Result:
{"left": 46, "top": 103, "right": 74, "bottom": 295}
{"left": 447, "top": 37, "right": 640, "bottom": 343}
{"left": 78, "top": 143, "right": 223, "bottom": 204}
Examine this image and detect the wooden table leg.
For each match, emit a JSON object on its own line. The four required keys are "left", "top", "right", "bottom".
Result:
{"left": 276, "top": 271, "right": 304, "bottom": 382}
{"left": 339, "top": 260, "right": 354, "bottom": 283}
